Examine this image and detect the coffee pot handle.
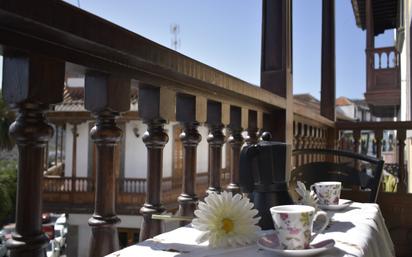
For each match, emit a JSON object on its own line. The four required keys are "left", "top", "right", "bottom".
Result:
{"left": 239, "top": 145, "right": 259, "bottom": 193}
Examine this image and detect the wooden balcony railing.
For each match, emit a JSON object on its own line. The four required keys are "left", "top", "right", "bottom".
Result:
{"left": 43, "top": 177, "right": 94, "bottom": 193}
{"left": 336, "top": 121, "right": 412, "bottom": 257}
{"left": 43, "top": 172, "right": 229, "bottom": 215}
{"left": 0, "top": 0, "right": 378, "bottom": 256}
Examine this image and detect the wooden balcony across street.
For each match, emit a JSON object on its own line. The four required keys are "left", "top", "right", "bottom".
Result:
{"left": 42, "top": 172, "right": 229, "bottom": 215}
{"left": 365, "top": 47, "right": 401, "bottom": 117}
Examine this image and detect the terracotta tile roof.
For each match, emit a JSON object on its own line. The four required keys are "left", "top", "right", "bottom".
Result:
{"left": 336, "top": 96, "right": 353, "bottom": 106}
{"left": 294, "top": 94, "right": 353, "bottom": 121}
{"left": 54, "top": 85, "right": 138, "bottom": 112}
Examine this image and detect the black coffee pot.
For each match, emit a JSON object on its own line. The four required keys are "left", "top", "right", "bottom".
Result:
{"left": 239, "top": 132, "right": 293, "bottom": 230}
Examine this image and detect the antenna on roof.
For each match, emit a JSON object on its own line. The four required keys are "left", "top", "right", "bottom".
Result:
{"left": 77, "top": 0, "right": 81, "bottom": 8}
{"left": 170, "top": 23, "right": 181, "bottom": 51}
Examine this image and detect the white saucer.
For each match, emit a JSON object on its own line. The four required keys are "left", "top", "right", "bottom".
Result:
{"left": 257, "top": 233, "right": 335, "bottom": 256}
{"left": 319, "top": 199, "right": 353, "bottom": 211}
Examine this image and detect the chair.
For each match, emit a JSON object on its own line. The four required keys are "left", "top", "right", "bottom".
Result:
{"left": 291, "top": 148, "right": 384, "bottom": 203}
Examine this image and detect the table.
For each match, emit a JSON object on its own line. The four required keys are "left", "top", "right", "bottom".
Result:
{"left": 106, "top": 202, "right": 395, "bottom": 257}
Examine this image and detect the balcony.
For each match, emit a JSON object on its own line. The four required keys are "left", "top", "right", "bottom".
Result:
{"left": 1, "top": 1, "right": 411, "bottom": 257}
{"left": 42, "top": 173, "right": 229, "bottom": 215}
{"left": 365, "top": 47, "right": 401, "bottom": 117}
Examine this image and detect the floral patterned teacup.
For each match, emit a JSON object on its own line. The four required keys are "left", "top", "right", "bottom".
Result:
{"left": 270, "top": 205, "right": 329, "bottom": 250}
{"left": 310, "top": 181, "right": 342, "bottom": 206}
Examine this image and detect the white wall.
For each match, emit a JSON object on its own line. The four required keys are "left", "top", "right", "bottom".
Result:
{"left": 68, "top": 214, "right": 143, "bottom": 257}
{"left": 337, "top": 105, "right": 355, "bottom": 119}
{"left": 64, "top": 122, "right": 89, "bottom": 177}
{"left": 64, "top": 124, "right": 73, "bottom": 177}
{"left": 197, "top": 125, "right": 209, "bottom": 173}
{"left": 162, "top": 122, "right": 175, "bottom": 177}
{"left": 124, "top": 121, "right": 147, "bottom": 178}
{"left": 64, "top": 121, "right": 228, "bottom": 179}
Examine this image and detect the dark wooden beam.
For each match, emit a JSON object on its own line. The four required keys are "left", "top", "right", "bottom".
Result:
{"left": 320, "top": 0, "right": 336, "bottom": 121}
{"left": 365, "top": 0, "right": 375, "bottom": 91}
{"left": 0, "top": 0, "right": 286, "bottom": 112}
{"left": 260, "top": 0, "right": 293, "bottom": 143}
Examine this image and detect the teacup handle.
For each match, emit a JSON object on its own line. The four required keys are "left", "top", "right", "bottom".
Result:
{"left": 311, "top": 211, "right": 329, "bottom": 240}
{"left": 310, "top": 184, "right": 316, "bottom": 193}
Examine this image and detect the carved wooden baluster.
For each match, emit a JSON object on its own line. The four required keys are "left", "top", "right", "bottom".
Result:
{"left": 176, "top": 93, "right": 201, "bottom": 225}
{"left": 308, "top": 126, "right": 315, "bottom": 162}
{"left": 45, "top": 142, "right": 49, "bottom": 172}
{"left": 397, "top": 129, "right": 407, "bottom": 193}
{"left": 245, "top": 110, "right": 259, "bottom": 146}
{"left": 295, "top": 123, "right": 304, "bottom": 166}
{"left": 138, "top": 84, "right": 170, "bottom": 241}
{"left": 3, "top": 53, "right": 64, "bottom": 257}
{"left": 352, "top": 129, "right": 361, "bottom": 191}
{"left": 353, "top": 129, "right": 361, "bottom": 153}
{"left": 177, "top": 122, "right": 201, "bottom": 223}
{"left": 206, "top": 100, "right": 225, "bottom": 194}
{"left": 314, "top": 127, "right": 320, "bottom": 160}
{"left": 302, "top": 124, "right": 309, "bottom": 164}
{"left": 292, "top": 121, "right": 297, "bottom": 166}
{"left": 71, "top": 124, "right": 78, "bottom": 194}
{"left": 60, "top": 124, "right": 65, "bottom": 169}
{"left": 374, "top": 129, "right": 383, "bottom": 159}
{"left": 227, "top": 106, "right": 244, "bottom": 194}
{"left": 140, "top": 119, "right": 168, "bottom": 239}
{"left": 84, "top": 73, "right": 130, "bottom": 257}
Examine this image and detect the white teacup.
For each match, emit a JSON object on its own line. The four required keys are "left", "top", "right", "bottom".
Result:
{"left": 310, "top": 181, "right": 342, "bottom": 206}
{"left": 270, "top": 205, "right": 329, "bottom": 250}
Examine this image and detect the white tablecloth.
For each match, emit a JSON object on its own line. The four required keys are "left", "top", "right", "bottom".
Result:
{"left": 106, "top": 202, "right": 395, "bottom": 257}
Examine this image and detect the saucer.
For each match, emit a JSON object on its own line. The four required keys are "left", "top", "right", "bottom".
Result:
{"left": 319, "top": 199, "right": 353, "bottom": 211}
{"left": 257, "top": 233, "right": 335, "bottom": 256}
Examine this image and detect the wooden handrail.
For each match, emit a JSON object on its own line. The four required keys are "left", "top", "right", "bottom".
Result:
{"left": 0, "top": 0, "right": 285, "bottom": 115}
{"left": 336, "top": 121, "right": 412, "bottom": 130}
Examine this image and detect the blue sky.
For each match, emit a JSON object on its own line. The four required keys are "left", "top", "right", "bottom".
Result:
{"left": 1, "top": 0, "right": 394, "bottom": 99}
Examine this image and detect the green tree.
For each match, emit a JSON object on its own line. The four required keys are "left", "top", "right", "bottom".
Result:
{"left": 0, "top": 90, "right": 15, "bottom": 150}
{"left": 0, "top": 160, "right": 17, "bottom": 225}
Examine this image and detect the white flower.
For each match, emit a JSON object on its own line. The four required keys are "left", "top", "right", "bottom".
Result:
{"left": 295, "top": 181, "right": 319, "bottom": 209}
{"left": 192, "top": 191, "right": 261, "bottom": 248}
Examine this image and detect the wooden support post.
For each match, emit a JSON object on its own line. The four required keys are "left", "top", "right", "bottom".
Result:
{"left": 55, "top": 124, "right": 59, "bottom": 166}
{"left": 45, "top": 143, "right": 49, "bottom": 172}
{"left": 176, "top": 94, "right": 201, "bottom": 225}
{"left": 84, "top": 72, "right": 130, "bottom": 257}
{"left": 2, "top": 53, "right": 64, "bottom": 257}
{"left": 353, "top": 129, "right": 361, "bottom": 153}
{"left": 206, "top": 100, "right": 225, "bottom": 194}
{"left": 227, "top": 106, "right": 244, "bottom": 194}
{"left": 365, "top": 0, "right": 374, "bottom": 90}
{"left": 374, "top": 129, "right": 383, "bottom": 159}
{"left": 397, "top": 129, "right": 407, "bottom": 193}
{"left": 71, "top": 124, "right": 78, "bottom": 193}
{"left": 245, "top": 110, "right": 259, "bottom": 146}
{"left": 60, "top": 124, "right": 65, "bottom": 172}
{"left": 352, "top": 129, "right": 361, "bottom": 191}
{"left": 260, "top": 0, "right": 293, "bottom": 145}
{"left": 138, "top": 84, "right": 170, "bottom": 241}
{"left": 320, "top": 0, "right": 336, "bottom": 121}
